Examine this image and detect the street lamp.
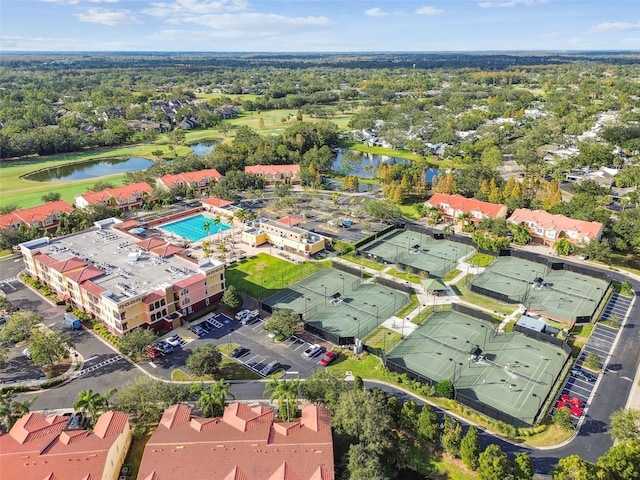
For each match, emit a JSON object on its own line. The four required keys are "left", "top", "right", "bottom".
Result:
{"left": 339, "top": 275, "right": 345, "bottom": 295}
{"left": 349, "top": 314, "right": 361, "bottom": 342}
{"left": 390, "top": 292, "right": 397, "bottom": 313}
{"left": 404, "top": 317, "right": 409, "bottom": 338}
{"left": 383, "top": 331, "right": 391, "bottom": 366}
{"left": 304, "top": 297, "right": 310, "bottom": 319}
{"left": 320, "top": 284, "right": 327, "bottom": 306}
{"left": 364, "top": 302, "right": 379, "bottom": 322}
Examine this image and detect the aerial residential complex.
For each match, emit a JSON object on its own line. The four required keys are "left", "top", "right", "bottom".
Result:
{"left": 425, "top": 193, "right": 509, "bottom": 223}
{"left": 19, "top": 218, "right": 225, "bottom": 335}
{"left": 0, "top": 200, "right": 75, "bottom": 233}
{"left": 137, "top": 403, "right": 335, "bottom": 480}
{"left": 507, "top": 208, "right": 604, "bottom": 246}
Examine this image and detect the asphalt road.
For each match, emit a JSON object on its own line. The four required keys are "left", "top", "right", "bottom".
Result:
{"left": 3, "top": 255, "right": 640, "bottom": 474}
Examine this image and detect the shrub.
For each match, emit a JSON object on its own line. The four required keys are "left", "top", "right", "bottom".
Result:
{"left": 436, "top": 379, "right": 454, "bottom": 399}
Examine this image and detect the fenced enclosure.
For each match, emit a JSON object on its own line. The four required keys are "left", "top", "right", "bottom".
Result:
{"left": 386, "top": 309, "right": 569, "bottom": 427}
{"left": 263, "top": 269, "right": 409, "bottom": 344}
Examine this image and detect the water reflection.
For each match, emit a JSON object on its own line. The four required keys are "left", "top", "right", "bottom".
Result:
{"left": 25, "top": 157, "right": 154, "bottom": 182}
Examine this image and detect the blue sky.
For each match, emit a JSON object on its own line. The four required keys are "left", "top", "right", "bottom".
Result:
{"left": 1, "top": 0, "right": 638, "bottom": 52}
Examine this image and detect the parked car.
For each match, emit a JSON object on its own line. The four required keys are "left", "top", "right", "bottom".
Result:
{"left": 259, "top": 361, "right": 281, "bottom": 377}
{"left": 303, "top": 344, "right": 323, "bottom": 358}
{"left": 155, "top": 341, "right": 174, "bottom": 354}
{"left": 235, "top": 309, "right": 251, "bottom": 321}
{"left": 319, "top": 351, "right": 338, "bottom": 366}
{"left": 165, "top": 335, "right": 182, "bottom": 347}
{"left": 147, "top": 346, "right": 164, "bottom": 359}
{"left": 198, "top": 321, "right": 212, "bottom": 332}
{"left": 190, "top": 325, "right": 207, "bottom": 337}
{"left": 570, "top": 368, "right": 596, "bottom": 382}
{"left": 67, "top": 412, "right": 85, "bottom": 430}
{"left": 229, "top": 347, "right": 249, "bottom": 358}
{"left": 241, "top": 310, "right": 260, "bottom": 325}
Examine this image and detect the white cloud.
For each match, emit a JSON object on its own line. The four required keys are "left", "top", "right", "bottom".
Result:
{"left": 365, "top": 7, "right": 386, "bottom": 17}
{"left": 75, "top": 7, "right": 141, "bottom": 26}
{"left": 41, "top": 0, "right": 119, "bottom": 3}
{"left": 143, "top": 0, "right": 248, "bottom": 17}
{"left": 415, "top": 6, "right": 444, "bottom": 15}
{"left": 588, "top": 20, "right": 640, "bottom": 34}
{"left": 478, "top": 0, "right": 547, "bottom": 8}
{"left": 176, "top": 12, "right": 330, "bottom": 32}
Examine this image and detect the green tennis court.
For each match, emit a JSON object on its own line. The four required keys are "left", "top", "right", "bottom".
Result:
{"left": 264, "top": 269, "right": 409, "bottom": 341}
{"left": 387, "top": 310, "right": 568, "bottom": 426}
{"left": 359, "top": 230, "right": 471, "bottom": 277}
{"left": 471, "top": 257, "right": 608, "bottom": 322}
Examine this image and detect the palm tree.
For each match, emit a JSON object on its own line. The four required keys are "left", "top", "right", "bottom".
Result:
{"left": 73, "top": 389, "right": 107, "bottom": 425}
{"left": 203, "top": 220, "right": 212, "bottom": 245}
{"left": 265, "top": 377, "right": 300, "bottom": 421}
{"left": 0, "top": 391, "right": 35, "bottom": 431}
{"left": 196, "top": 379, "right": 234, "bottom": 418}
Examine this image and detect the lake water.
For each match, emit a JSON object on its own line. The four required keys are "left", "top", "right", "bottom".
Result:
{"left": 190, "top": 143, "right": 215, "bottom": 157}
{"left": 332, "top": 149, "right": 440, "bottom": 183}
{"left": 26, "top": 157, "right": 154, "bottom": 182}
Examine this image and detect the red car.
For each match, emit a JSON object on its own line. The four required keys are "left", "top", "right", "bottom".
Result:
{"left": 147, "top": 347, "right": 164, "bottom": 359}
{"left": 319, "top": 351, "right": 338, "bottom": 366}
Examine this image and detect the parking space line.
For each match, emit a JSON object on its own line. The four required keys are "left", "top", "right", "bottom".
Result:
{"left": 583, "top": 344, "right": 610, "bottom": 354}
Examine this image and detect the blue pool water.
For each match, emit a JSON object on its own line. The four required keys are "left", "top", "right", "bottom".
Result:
{"left": 160, "top": 214, "right": 231, "bottom": 242}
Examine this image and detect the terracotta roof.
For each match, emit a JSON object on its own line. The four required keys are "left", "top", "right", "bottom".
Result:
{"left": 80, "top": 280, "right": 106, "bottom": 297}
{"left": 137, "top": 403, "right": 335, "bottom": 480}
{"left": 244, "top": 164, "right": 300, "bottom": 175}
{"left": 277, "top": 216, "right": 302, "bottom": 227}
{"left": 144, "top": 290, "right": 166, "bottom": 304}
{"left": 0, "top": 411, "right": 130, "bottom": 480}
{"left": 151, "top": 243, "right": 182, "bottom": 258}
{"left": 50, "top": 257, "right": 87, "bottom": 274}
{"left": 172, "top": 273, "right": 205, "bottom": 290}
{"left": 76, "top": 182, "right": 152, "bottom": 205}
{"left": 508, "top": 209, "right": 604, "bottom": 240}
{"left": 65, "top": 265, "right": 104, "bottom": 284}
{"left": 158, "top": 169, "right": 223, "bottom": 188}
{"left": 33, "top": 252, "right": 59, "bottom": 267}
{"left": 201, "top": 197, "right": 233, "bottom": 208}
{"left": 0, "top": 201, "right": 74, "bottom": 229}
{"left": 136, "top": 238, "right": 166, "bottom": 250}
{"left": 426, "top": 193, "right": 507, "bottom": 219}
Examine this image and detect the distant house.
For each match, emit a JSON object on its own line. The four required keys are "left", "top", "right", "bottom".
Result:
{"left": 0, "top": 201, "right": 74, "bottom": 233}
{"left": 156, "top": 169, "right": 223, "bottom": 196}
{"left": 0, "top": 410, "right": 131, "bottom": 480}
{"left": 127, "top": 119, "right": 171, "bottom": 133}
{"left": 507, "top": 208, "right": 604, "bottom": 246}
{"left": 74, "top": 182, "right": 153, "bottom": 212}
{"left": 137, "top": 403, "right": 335, "bottom": 480}
{"left": 178, "top": 116, "right": 198, "bottom": 130}
{"left": 244, "top": 164, "right": 301, "bottom": 185}
{"left": 425, "top": 193, "right": 508, "bottom": 223}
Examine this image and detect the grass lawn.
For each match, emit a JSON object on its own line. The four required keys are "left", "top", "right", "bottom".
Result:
{"left": 396, "top": 292, "right": 419, "bottom": 318}
{"left": 602, "top": 252, "right": 640, "bottom": 278}
{"left": 470, "top": 253, "right": 495, "bottom": 267}
{"left": 225, "top": 253, "right": 327, "bottom": 298}
{"left": 410, "top": 304, "right": 451, "bottom": 325}
{"left": 363, "top": 327, "right": 403, "bottom": 352}
{"left": 451, "top": 275, "right": 517, "bottom": 317}
{"left": 123, "top": 426, "right": 154, "bottom": 480}
{"left": 432, "top": 455, "right": 478, "bottom": 480}
{"left": 171, "top": 358, "right": 260, "bottom": 381}
{"left": 570, "top": 324, "right": 594, "bottom": 350}
{"left": 388, "top": 267, "right": 424, "bottom": 284}
{"left": 397, "top": 203, "right": 423, "bottom": 221}
{"left": 327, "top": 352, "right": 389, "bottom": 381}
{"left": 341, "top": 254, "right": 385, "bottom": 271}
{"left": 442, "top": 269, "right": 462, "bottom": 282}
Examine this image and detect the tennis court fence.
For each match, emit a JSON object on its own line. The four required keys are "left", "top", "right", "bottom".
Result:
{"left": 513, "top": 324, "right": 572, "bottom": 353}
{"left": 468, "top": 282, "right": 525, "bottom": 304}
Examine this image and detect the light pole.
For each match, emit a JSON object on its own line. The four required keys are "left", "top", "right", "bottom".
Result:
{"left": 390, "top": 292, "right": 397, "bottom": 313}
{"left": 339, "top": 275, "right": 345, "bottom": 295}
{"left": 404, "top": 317, "right": 409, "bottom": 338}
{"left": 305, "top": 297, "right": 310, "bottom": 319}
{"left": 364, "top": 302, "right": 379, "bottom": 323}
{"left": 383, "top": 331, "right": 391, "bottom": 366}
{"left": 320, "top": 284, "right": 327, "bottom": 306}
{"left": 418, "top": 303, "right": 425, "bottom": 324}
{"left": 349, "top": 314, "right": 361, "bottom": 342}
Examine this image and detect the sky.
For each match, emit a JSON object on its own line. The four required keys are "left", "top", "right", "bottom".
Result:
{"left": 1, "top": 0, "right": 638, "bottom": 52}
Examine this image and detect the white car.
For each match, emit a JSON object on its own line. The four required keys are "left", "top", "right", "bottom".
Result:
{"left": 303, "top": 344, "right": 323, "bottom": 358}
{"left": 165, "top": 335, "right": 182, "bottom": 347}
{"left": 235, "top": 309, "right": 251, "bottom": 321}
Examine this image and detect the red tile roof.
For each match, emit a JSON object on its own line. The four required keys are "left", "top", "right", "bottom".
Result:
{"left": 80, "top": 280, "right": 106, "bottom": 298}
{"left": 51, "top": 257, "right": 87, "bottom": 274}
{"left": 76, "top": 182, "right": 152, "bottom": 205}
{"left": 173, "top": 273, "right": 205, "bottom": 290}
{"left": 277, "top": 216, "right": 302, "bottom": 227}
{"left": 0, "top": 201, "right": 74, "bottom": 229}
{"left": 158, "top": 169, "right": 223, "bottom": 188}
{"left": 426, "top": 193, "right": 508, "bottom": 219}
{"left": 136, "top": 238, "right": 166, "bottom": 250}
{"left": 65, "top": 265, "right": 104, "bottom": 284}
{"left": 0, "top": 411, "right": 130, "bottom": 480}
{"left": 202, "top": 197, "right": 233, "bottom": 208}
{"left": 244, "top": 164, "right": 300, "bottom": 176}
{"left": 137, "top": 403, "right": 335, "bottom": 480}
{"left": 151, "top": 243, "right": 182, "bottom": 258}
{"left": 508, "top": 209, "right": 604, "bottom": 241}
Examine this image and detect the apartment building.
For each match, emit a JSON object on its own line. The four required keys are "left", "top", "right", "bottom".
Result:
{"left": 19, "top": 218, "right": 225, "bottom": 335}
{"left": 0, "top": 200, "right": 74, "bottom": 233}
{"left": 242, "top": 218, "right": 327, "bottom": 256}
{"left": 425, "top": 193, "right": 508, "bottom": 223}
{"left": 74, "top": 182, "right": 153, "bottom": 212}
{"left": 244, "top": 164, "right": 301, "bottom": 184}
{"left": 508, "top": 208, "right": 604, "bottom": 246}
{"left": 156, "top": 168, "right": 223, "bottom": 196}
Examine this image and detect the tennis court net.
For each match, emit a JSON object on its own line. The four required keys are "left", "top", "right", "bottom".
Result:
{"left": 490, "top": 269, "right": 532, "bottom": 284}
{"left": 544, "top": 284, "right": 594, "bottom": 302}
{"left": 481, "top": 358, "right": 545, "bottom": 385}
{"left": 298, "top": 283, "right": 327, "bottom": 299}
{"left": 420, "top": 333, "right": 470, "bottom": 355}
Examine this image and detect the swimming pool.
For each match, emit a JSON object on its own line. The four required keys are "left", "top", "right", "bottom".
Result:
{"left": 160, "top": 214, "right": 231, "bottom": 242}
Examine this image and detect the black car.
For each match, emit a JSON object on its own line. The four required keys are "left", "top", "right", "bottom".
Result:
{"left": 229, "top": 347, "right": 249, "bottom": 358}
{"left": 570, "top": 368, "right": 596, "bottom": 382}
{"left": 259, "top": 361, "right": 281, "bottom": 376}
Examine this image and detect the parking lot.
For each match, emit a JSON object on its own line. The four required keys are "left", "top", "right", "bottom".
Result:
{"left": 549, "top": 292, "right": 629, "bottom": 423}
{"left": 146, "top": 312, "right": 332, "bottom": 380}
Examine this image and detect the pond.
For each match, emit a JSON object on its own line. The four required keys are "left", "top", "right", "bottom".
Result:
{"left": 332, "top": 149, "right": 440, "bottom": 183}
{"left": 190, "top": 143, "right": 216, "bottom": 157}
{"left": 25, "top": 157, "right": 154, "bottom": 182}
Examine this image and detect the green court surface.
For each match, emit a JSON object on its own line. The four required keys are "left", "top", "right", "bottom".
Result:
{"left": 387, "top": 310, "right": 569, "bottom": 426}
{"left": 359, "top": 230, "right": 472, "bottom": 277}
{"left": 264, "top": 269, "right": 408, "bottom": 341}
{"left": 470, "top": 257, "right": 608, "bottom": 322}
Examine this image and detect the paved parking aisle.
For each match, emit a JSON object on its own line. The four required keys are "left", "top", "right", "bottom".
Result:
{"left": 549, "top": 293, "right": 632, "bottom": 422}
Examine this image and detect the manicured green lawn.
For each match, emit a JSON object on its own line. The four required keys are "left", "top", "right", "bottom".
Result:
{"left": 442, "top": 269, "right": 462, "bottom": 282}
{"left": 395, "top": 292, "right": 419, "bottom": 319}
{"left": 397, "top": 203, "right": 423, "bottom": 221}
{"left": 363, "top": 327, "right": 403, "bottom": 352}
{"left": 171, "top": 357, "right": 260, "bottom": 382}
{"left": 225, "top": 253, "right": 326, "bottom": 299}
{"left": 341, "top": 254, "right": 385, "bottom": 271}
{"left": 387, "top": 267, "right": 423, "bottom": 284}
{"left": 470, "top": 253, "right": 495, "bottom": 267}
{"left": 451, "top": 275, "right": 517, "bottom": 317}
